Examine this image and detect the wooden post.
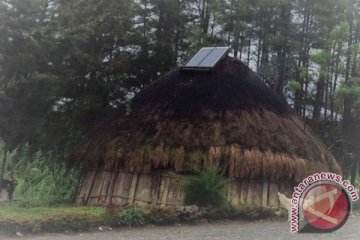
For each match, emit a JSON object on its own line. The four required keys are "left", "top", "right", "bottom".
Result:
{"left": 160, "top": 176, "right": 170, "bottom": 206}
{"left": 106, "top": 170, "right": 118, "bottom": 205}
{"left": 128, "top": 173, "right": 140, "bottom": 204}
{"left": 262, "top": 181, "right": 269, "bottom": 207}
{"left": 150, "top": 174, "right": 161, "bottom": 204}
{"left": 247, "top": 180, "right": 262, "bottom": 206}
{"left": 268, "top": 182, "right": 280, "bottom": 208}
{"left": 73, "top": 168, "right": 84, "bottom": 203}
{"left": 0, "top": 143, "right": 7, "bottom": 190}
{"left": 134, "top": 174, "right": 152, "bottom": 206}
{"left": 240, "top": 180, "right": 248, "bottom": 204}
{"left": 85, "top": 170, "right": 97, "bottom": 205}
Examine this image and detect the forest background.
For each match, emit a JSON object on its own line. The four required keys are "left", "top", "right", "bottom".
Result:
{"left": 0, "top": 0, "right": 360, "bottom": 204}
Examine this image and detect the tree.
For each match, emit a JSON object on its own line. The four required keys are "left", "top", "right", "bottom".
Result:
{"left": 0, "top": 0, "right": 360, "bottom": 185}
{"left": 0, "top": 0, "right": 59, "bottom": 149}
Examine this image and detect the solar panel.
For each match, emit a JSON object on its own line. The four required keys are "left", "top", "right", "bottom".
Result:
{"left": 181, "top": 47, "right": 230, "bottom": 71}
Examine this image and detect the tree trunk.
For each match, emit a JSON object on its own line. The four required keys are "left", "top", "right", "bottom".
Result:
{"left": 200, "top": 0, "right": 211, "bottom": 35}
{"left": 247, "top": 35, "right": 252, "bottom": 65}
{"left": 350, "top": 161, "right": 359, "bottom": 186}
{"left": 324, "top": 75, "right": 329, "bottom": 120}
{"left": 0, "top": 143, "right": 7, "bottom": 190}
{"left": 312, "top": 74, "right": 325, "bottom": 121}
{"left": 233, "top": 29, "right": 240, "bottom": 58}
{"left": 256, "top": 38, "right": 261, "bottom": 70}
{"left": 275, "top": 0, "right": 291, "bottom": 96}
{"left": 342, "top": 0, "right": 355, "bottom": 174}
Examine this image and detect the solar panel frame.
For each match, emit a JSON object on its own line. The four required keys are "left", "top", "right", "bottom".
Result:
{"left": 181, "top": 47, "right": 230, "bottom": 71}
{"left": 197, "top": 47, "right": 228, "bottom": 67}
{"left": 185, "top": 47, "right": 213, "bottom": 67}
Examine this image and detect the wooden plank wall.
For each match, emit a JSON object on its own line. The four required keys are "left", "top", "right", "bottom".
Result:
{"left": 75, "top": 171, "right": 293, "bottom": 208}
{"left": 229, "top": 180, "right": 293, "bottom": 208}
{"left": 75, "top": 171, "right": 184, "bottom": 206}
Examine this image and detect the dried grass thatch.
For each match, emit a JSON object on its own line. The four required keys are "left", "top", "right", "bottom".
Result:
{"left": 71, "top": 57, "right": 341, "bottom": 182}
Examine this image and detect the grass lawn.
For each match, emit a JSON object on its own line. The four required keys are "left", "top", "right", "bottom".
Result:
{"left": 0, "top": 205, "right": 104, "bottom": 223}
{"left": 0, "top": 205, "right": 106, "bottom": 234}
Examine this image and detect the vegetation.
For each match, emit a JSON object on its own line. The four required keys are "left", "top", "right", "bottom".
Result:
{"left": 182, "top": 167, "right": 228, "bottom": 207}
{"left": 0, "top": 142, "right": 79, "bottom": 206}
{"left": 144, "top": 206, "right": 178, "bottom": 225}
{"left": 0, "top": 205, "right": 104, "bottom": 234}
{"left": 0, "top": 0, "right": 360, "bottom": 205}
{"left": 0, "top": 204, "right": 281, "bottom": 235}
{"left": 102, "top": 205, "right": 146, "bottom": 227}
{"left": 0, "top": 206, "right": 104, "bottom": 224}
{"left": 119, "top": 207, "right": 146, "bottom": 227}
{"left": 0, "top": 0, "right": 360, "bottom": 182}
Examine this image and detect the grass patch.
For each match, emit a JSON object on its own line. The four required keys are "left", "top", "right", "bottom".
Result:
{"left": 0, "top": 204, "right": 281, "bottom": 236}
{"left": 0, "top": 205, "right": 104, "bottom": 223}
{"left": 0, "top": 205, "right": 105, "bottom": 234}
{"left": 120, "top": 207, "right": 145, "bottom": 226}
{"left": 0, "top": 142, "right": 79, "bottom": 206}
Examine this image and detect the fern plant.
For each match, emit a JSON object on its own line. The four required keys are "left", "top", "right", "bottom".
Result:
{"left": 182, "top": 167, "right": 228, "bottom": 207}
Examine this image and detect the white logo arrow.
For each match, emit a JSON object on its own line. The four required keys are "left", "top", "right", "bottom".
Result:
{"left": 303, "top": 188, "right": 339, "bottom": 225}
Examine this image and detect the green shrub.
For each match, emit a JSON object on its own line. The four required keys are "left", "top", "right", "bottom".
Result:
{"left": 0, "top": 142, "right": 79, "bottom": 206}
{"left": 120, "top": 207, "right": 145, "bottom": 227}
{"left": 144, "top": 206, "right": 177, "bottom": 225}
{"left": 182, "top": 167, "right": 228, "bottom": 207}
{"left": 102, "top": 203, "right": 122, "bottom": 225}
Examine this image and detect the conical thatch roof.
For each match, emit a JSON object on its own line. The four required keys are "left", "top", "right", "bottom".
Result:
{"left": 72, "top": 57, "right": 341, "bottom": 182}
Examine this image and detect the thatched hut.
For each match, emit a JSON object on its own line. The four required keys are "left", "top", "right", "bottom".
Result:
{"left": 72, "top": 52, "right": 341, "bottom": 208}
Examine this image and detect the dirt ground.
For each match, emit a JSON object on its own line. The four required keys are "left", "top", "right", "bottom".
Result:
{"left": 2, "top": 215, "right": 359, "bottom": 240}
